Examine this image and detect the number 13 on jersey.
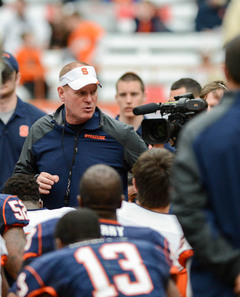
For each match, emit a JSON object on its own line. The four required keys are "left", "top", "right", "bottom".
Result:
{"left": 75, "top": 242, "right": 154, "bottom": 297}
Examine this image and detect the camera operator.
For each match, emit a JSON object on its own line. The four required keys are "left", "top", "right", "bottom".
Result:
{"left": 133, "top": 76, "right": 204, "bottom": 149}
{"left": 168, "top": 78, "right": 202, "bottom": 102}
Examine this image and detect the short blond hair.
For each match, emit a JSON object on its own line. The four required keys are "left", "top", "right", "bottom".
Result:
{"left": 59, "top": 61, "right": 89, "bottom": 78}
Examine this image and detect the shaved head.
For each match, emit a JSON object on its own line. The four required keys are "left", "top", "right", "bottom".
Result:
{"left": 79, "top": 164, "right": 123, "bottom": 210}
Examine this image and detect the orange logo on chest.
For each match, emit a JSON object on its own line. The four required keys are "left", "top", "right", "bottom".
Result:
{"left": 84, "top": 134, "right": 106, "bottom": 140}
{"left": 19, "top": 125, "right": 29, "bottom": 137}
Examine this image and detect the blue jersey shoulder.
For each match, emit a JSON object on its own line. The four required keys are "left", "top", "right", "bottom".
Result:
{"left": 0, "top": 194, "right": 29, "bottom": 235}
{"left": 24, "top": 217, "right": 59, "bottom": 264}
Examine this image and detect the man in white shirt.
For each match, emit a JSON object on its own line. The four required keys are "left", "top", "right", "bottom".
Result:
{"left": 117, "top": 148, "right": 193, "bottom": 297}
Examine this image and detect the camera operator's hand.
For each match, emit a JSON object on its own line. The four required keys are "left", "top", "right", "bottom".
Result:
{"left": 152, "top": 144, "right": 164, "bottom": 148}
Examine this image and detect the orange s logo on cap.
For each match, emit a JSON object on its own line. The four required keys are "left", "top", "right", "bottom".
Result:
{"left": 81, "top": 68, "right": 89, "bottom": 75}
{"left": 2, "top": 53, "right": 10, "bottom": 59}
{"left": 19, "top": 125, "right": 29, "bottom": 137}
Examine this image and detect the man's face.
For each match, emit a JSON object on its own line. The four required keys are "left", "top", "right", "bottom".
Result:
{"left": 58, "top": 83, "right": 98, "bottom": 125}
{"left": 168, "top": 87, "right": 187, "bottom": 102}
{"left": 115, "top": 80, "right": 145, "bottom": 119}
{"left": 0, "top": 69, "right": 18, "bottom": 99}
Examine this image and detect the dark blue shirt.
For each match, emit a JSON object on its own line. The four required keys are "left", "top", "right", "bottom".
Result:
{"left": 0, "top": 98, "right": 46, "bottom": 191}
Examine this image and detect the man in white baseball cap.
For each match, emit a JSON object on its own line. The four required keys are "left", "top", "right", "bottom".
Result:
{"left": 14, "top": 61, "right": 148, "bottom": 210}
{"left": 59, "top": 64, "right": 102, "bottom": 91}
{"left": 57, "top": 62, "right": 102, "bottom": 125}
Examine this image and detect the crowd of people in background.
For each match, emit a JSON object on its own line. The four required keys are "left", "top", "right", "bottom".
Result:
{"left": 0, "top": 0, "right": 237, "bottom": 102}
{"left": 1, "top": 0, "right": 240, "bottom": 297}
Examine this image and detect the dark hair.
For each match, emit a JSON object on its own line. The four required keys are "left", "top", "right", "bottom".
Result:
{"left": 132, "top": 148, "right": 174, "bottom": 208}
{"left": 170, "top": 78, "right": 202, "bottom": 98}
{"left": 3, "top": 174, "right": 40, "bottom": 203}
{"left": 79, "top": 164, "right": 123, "bottom": 210}
{"left": 225, "top": 34, "right": 240, "bottom": 84}
{"left": 116, "top": 72, "right": 145, "bottom": 93}
{"left": 54, "top": 208, "right": 101, "bottom": 245}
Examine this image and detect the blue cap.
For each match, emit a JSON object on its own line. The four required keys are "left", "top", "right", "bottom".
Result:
{"left": 2, "top": 51, "right": 19, "bottom": 73}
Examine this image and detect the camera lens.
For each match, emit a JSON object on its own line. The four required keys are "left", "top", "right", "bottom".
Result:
{"left": 150, "top": 120, "right": 167, "bottom": 142}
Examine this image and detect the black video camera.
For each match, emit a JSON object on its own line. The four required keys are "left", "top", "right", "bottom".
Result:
{"left": 133, "top": 93, "right": 207, "bottom": 146}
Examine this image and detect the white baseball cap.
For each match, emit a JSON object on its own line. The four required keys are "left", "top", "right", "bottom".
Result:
{"left": 59, "top": 66, "right": 102, "bottom": 90}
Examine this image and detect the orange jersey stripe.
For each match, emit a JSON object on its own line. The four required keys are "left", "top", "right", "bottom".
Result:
{"left": 1, "top": 255, "right": 8, "bottom": 266}
{"left": 99, "top": 218, "right": 119, "bottom": 225}
{"left": 23, "top": 252, "right": 38, "bottom": 261}
{"left": 27, "top": 287, "right": 58, "bottom": 297}
{"left": 25, "top": 265, "right": 45, "bottom": 287}
{"left": 2, "top": 195, "right": 16, "bottom": 226}
{"left": 178, "top": 249, "right": 194, "bottom": 268}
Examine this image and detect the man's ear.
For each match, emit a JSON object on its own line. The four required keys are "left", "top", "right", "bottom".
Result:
{"left": 38, "top": 200, "right": 43, "bottom": 208}
{"left": 142, "top": 90, "right": 147, "bottom": 104}
{"left": 223, "top": 63, "right": 230, "bottom": 81}
{"left": 16, "top": 72, "right": 21, "bottom": 85}
{"left": 55, "top": 238, "right": 64, "bottom": 250}
{"left": 115, "top": 92, "right": 120, "bottom": 105}
{"left": 77, "top": 195, "right": 84, "bottom": 207}
{"left": 118, "top": 194, "right": 125, "bottom": 208}
{"left": 57, "top": 86, "right": 65, "bottom": 103}
{"left": 132, "top": 177, "right": 138, "bottom": 192}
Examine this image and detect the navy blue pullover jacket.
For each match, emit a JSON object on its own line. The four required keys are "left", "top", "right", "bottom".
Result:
{"left": 14, "top": 105, "right": 147, "bottom": 209}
